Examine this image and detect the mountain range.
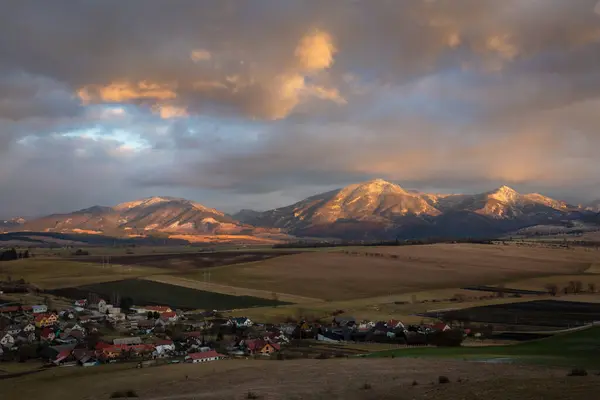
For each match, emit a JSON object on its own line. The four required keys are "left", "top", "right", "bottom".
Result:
{"left": 2, "top": 179, "right": 600, "bottom": 241}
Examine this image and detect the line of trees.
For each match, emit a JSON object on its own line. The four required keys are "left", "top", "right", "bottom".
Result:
{"left": 0, "top": 248, "right": 30, "bottom": 262}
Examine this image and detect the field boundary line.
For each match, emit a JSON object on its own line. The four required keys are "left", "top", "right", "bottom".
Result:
{"left": 141, "top": 275, "right": 324, "bottom": 304}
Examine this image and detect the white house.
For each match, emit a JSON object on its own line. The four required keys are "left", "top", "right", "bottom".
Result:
{"left": 230, "top": 317, "right": 253, "bottom": 327}
{"left": 98, "top": 300, "right": 108, "bottom": 314}
{"left": 22, "top": 323, "right": 35, "bottom": 333}
{"left": 32, "top": 305, "right": 48, "bottom": 314}
{"left": 0, "top": 333, "right": 15, "bottom": 348}
{"left": 185, "top": 350, "right": 224, "bottom": 363}
{"left": 153, "top": 343, "right": 175, "bottom": 357}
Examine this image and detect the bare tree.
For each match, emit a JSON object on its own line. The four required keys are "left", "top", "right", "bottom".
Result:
{"left": 588, "top": 283, "right": 597, "bottom": 293}
{"left": 545, "top": 283, "right": 559, "bottom": 296}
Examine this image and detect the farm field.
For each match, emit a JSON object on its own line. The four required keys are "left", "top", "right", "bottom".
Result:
{"left": 48, "top": 278, "right": 290, "bottom": 310}
{"left": 71, "top": 250, "right": 299, "bottom": 272}
{"left": 1, "top": 356, "right": 597, "bottom": 400}
{"left": 372, "top": 326, "right": 600, "bottom": 368}
{"left": 0, "top": 259, "right": 165, "bottom": 289}
{"left": 421, "top": 300, "right": 600, "bottom": 329}
{"left": 144, "top": 275, "right": 321, "bottom": 303}
{"left": 202, "top": 244, "right": 600, "bottom": 301}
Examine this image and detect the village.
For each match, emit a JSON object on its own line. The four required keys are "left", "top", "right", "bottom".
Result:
{"left": 0, "top": 296, "right": 463, "bottom": 370}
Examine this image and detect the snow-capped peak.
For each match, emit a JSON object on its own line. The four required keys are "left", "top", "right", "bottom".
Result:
{"left": 488, "top": 185, "right": 520, "bottom": 203}
{"left": 354, "top": 178, "right": 407, "bottom": 195}
{"left": 115, "top": 196, "right": 173, "bottom": 210}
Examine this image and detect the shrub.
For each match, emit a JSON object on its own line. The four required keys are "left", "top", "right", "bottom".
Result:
{"left": 567, "top": 368, "right": 588, "bottom": 377}
{"left": 430, "top": 330, "right": 465, "bottom": 347}
{"left": 412, "top": 380, "right": 418, "bottom": 386}
{"left": 245, "top": 392, "right": 259, "bottom": 399}
{"left": 438, "top": 376, "right": 450, "bottom": 384}
{"left": 360, "top": 383, "right": 372, "bottom": 390}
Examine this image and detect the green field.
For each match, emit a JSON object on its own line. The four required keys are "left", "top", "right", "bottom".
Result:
{"left": 371, "top": 326, "right": 600, "bottom": 368}
{"left": 49, "top": 279, "right": 291, "bottom": 310}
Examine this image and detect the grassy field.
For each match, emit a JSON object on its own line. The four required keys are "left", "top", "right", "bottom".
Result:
{"left": 372, "top": 326, "right": 600, "bottom": 368}
{"left": 0, "top": 259, "right": 165, "bottom": 289}
{"left": 48, "top": 279, "right": 290, "bottom": 310}
{"left": 201, "top": 244, "right": 599, "bottom": 301}
{"left": 1, "top": 356, "right": 597, "bottom": 400}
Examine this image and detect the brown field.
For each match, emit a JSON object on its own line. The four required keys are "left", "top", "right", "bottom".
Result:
{"left": 204, "top": 244, "right": 600, "bottom": 301}
{"left": 0, "top": 259, "right": 165, "bottom": 289}
{"left": 1, "top": 358, "right": 598, "bottom": 400}
{"left": 143, "top": 275, "right": 321, "bottom": 304}
{"left": 74, "top": 251, "right": 298, "bottom": 272}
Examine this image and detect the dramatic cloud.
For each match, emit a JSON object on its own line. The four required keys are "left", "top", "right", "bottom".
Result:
{"left": 1, "top": 0, "right": 600, "bottom": 216}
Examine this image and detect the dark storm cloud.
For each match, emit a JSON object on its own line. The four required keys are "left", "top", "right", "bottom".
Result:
{"left": 2, "top": 0, "right": 600, "bottom": 215}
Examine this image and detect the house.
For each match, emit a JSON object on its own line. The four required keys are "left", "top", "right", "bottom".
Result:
{"left": 159, "top": 311, "right": 178, "bottom": 323}
{"left": 137, "top": 319, "right": 155, "bottom": 330}
{"left": 52, "top": 349, "right": 76, "bottom": 365}
{"left": 133, "top": 305, "right": 172, "bottom": 314}
{"left": 32, "top": 305, "right": 48, "bottom": 314}
{"left": 230, "top": 317, "right": 253, "bottom": 328}
{"left": 185, "top": 350, "right": 225, "bottom": 363}
{"left": 59, "top": 310, "right": 75, "bottom": 320}
{"left": 387, "top": 320, "right": 406, "bottom": 330}
{"left": 113, "top": 337, "right": 142, "bottom": 345}
{"left": 0, "top": 306, "right": 20, "bottom": 314}
{"left": 98, "top": 300, "right": 108, "bottom": 314}
{"left": 243, "top": 339, "right": 265, "bottom": 354}
{"left": 74, "top": 299, "right": 88, "bottom": 308}
{"left": 40, "top": 327, "right": 56, "bottom": 342}
{"left": 68, "top": 323, "right": 86, "bottom": 334}
{"left": 153, "top": 340, "right": 175, "bottom": 357}
{"left": 259, "top": 342, "right": 280, "bottom": 355}
{"left": 6, "top": 324, "right": 21, "bottom": 336}
{"left": 22, "top": 323, "right": 35, "bottom": 333}
{"left": 15, "top": 331, "right": 35, "bottom": 344}
{"left": 0, "top": 333, "right": 15, "bottom": 348}
{"left": 432, "top": 322, "right": 451, "bottom": 332}
{"left": 34, "top": 313, "right": 58, "bottom": 328}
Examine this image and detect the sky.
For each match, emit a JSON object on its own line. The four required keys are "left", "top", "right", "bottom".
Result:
{"left": 2, "top": 0, "right": 600, "bottom": 217}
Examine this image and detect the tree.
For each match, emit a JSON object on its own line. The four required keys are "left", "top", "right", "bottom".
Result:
{"left": 153, "top": 311, "right": 160, "bottom": 320}
{"left": 588, "top": 283, "right": 597, "bottom": 293}
{"left": 120, "top": 297, "right": 134, "bottom": 311}
{"left": 545, "top": 283, "right": 559, "bottom": 296}
{"left": 147, "top": 311, "right": 154, "bottom": 320}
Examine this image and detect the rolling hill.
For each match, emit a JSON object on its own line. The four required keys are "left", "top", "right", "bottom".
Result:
{"left": 18, "top": 196, "right": 253, "bottom": 236}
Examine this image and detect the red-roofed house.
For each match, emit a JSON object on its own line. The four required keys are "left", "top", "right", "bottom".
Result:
{"left": 74, "top": 299, "right": 88, "bottom": 308}
{"left": 53, "top": 349, "right": 75, "bottom": 365}
{"left": 0, "top": 306, "right": 19, "bottom": 314}
{"left": 260, "top": 342, "right": 280, "bottom": 355}
{"left": 185, "top": 350, "right": 224, "bottom": 363}
{"left": 159, "top": 311, "right": 178, "bottom": 323}
{"left": 35, "top": 313, "right": 58, "bottom": 328}
{"left": 40, "top": 327, "right": 56, "bottom": 342}
{"left": 432, "top": 322, "right": 451, "bottom": 332}
{"left": 243, "top": 339, "right": 266, "bottom": 355}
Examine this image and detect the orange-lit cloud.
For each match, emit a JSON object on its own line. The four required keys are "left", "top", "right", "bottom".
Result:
{"left": 190, "top": 49, "right": 212, "bottom": 62}
{"left": 151, "top": 104, "right": 188, "bottom": 119}
{"left": 78, "top": 81, "right": 177, "bottom": 104}
{"left": 295, "top": 30, "right": 336, "bottom": 71}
